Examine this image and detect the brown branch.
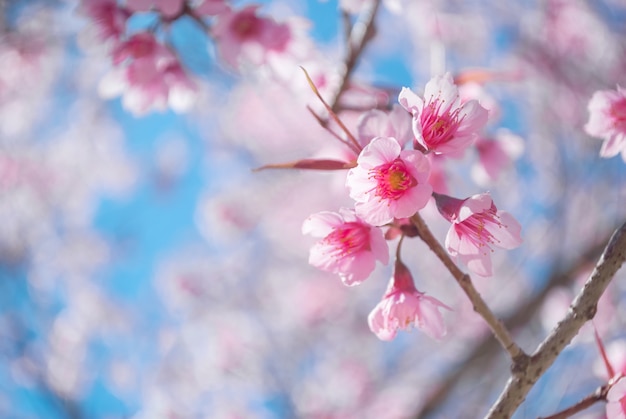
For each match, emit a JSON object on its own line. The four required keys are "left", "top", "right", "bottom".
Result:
{"left": 537, "top": 385, "right": 607, "bottom": 419}
{"left": 409, "top": 213, "right": 525, "bottom": 362}
{"left": 329, "top": 0, "right": 381, "bottom": 112}
{"left": 485, "top": 221, "right": 626, "bottom": 419}
{"left": 416, "top": 233, "right": 609, "bottom": 418}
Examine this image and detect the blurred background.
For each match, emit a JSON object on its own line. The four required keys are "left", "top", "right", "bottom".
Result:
{"left": 2, "top": 0, "right": 626, "bottom": 417}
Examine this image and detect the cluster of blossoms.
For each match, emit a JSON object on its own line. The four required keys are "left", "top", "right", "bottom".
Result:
{"left": 300, "top": 73, "right": 523, "bottom": 341}
{"left": 78, "top": 0, "right": 303, "bottom": 115}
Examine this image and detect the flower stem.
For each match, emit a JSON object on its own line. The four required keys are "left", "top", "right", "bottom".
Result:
{"left": 409, "top": 213, "right": 525, "bottom": 361}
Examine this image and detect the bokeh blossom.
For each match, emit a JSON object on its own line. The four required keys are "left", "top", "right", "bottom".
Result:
{"left": 434, "top": 192, "right": 522, "bottom": 277}
{"left": 212, "top": 5, "right": 292, "bottom": 69}
{"left": 126, "top": 0, "right": 185, "bottom": 18}
{"left": 77, "top": 0, "right": 130, "bottom": 43}
{"left": 99, "top": 32, "right": 196, "bottom": 115}
{"left": 368, "top": 260, "right": 449, "bottom": 341}
{"left": 585, "top": 86, "right": 626, "bottom": 161}
{"left": 302, "top": 208, "right": 389, "bottom": 286}
{"left": 399, "top": 73, "right": 488, "bottom": 154}
{"left": 346, "top": 137, "right": 432, "bottom": 226}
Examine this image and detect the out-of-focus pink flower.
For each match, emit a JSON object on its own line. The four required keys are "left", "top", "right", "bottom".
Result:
{"left": 471, "top": 130, "right": 524, "bottom": 186}
{"left": 99, "top": 32, "right": 196, "bottom": 115}
{"left": 607, "top": 377, "right": 626, "bottom": 419}
{"left": 77, "top": 0, "right": 130, "bottom": 42}
{"left": 212, "top": 5, "right": 292, "bottom": 69}
{"left": 399, "top": 73, "right": 488, "bottom": 155}
{"left": 193, "top": 0, "right": 228, "bottom": 16}
{"left": 356, "top": 105, "right": 413, "bottom": 149}
{"left": 302, "top": 208, "right": 389, "bottom": 286}
{"left": 434, "top": 192, "right": 522, "bottom": 277}
{"left": 126, "top": 0, "right": 185, "bottom": 18}
{"left": 346, "top": 137, "right": 432, "bottom": 226}
{"left": 585, "top": 86, "right": 626, "bottom": 161}
{"left": 368, "top": 260, "right": 449, "bottom": 341}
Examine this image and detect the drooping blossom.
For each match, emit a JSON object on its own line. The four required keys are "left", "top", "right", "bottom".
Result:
{"left": 368, "top": 259, "right": 449, "bottom": 341}
{"left": 607, "top": 377, "right": 626, "bottom": 419}
{"left": 99, "top": 32, "right": 196, "bottom": 115}
{"left": 346, "top": 137, "right": 432, "bottom": 226}
{"left": 585, "top": 86, "right": 626, "bottom": 161}
{"left": 212, "top": 5, "right": 292, "bottom": 69}
{"left": 399, "top": 73, "right": 488, "bottom": 154}
{"left": 434, "top": 192, "right": 522, "bottom": 277}
{"left": 302, "top": 208, "right": 389, "bottom": 286}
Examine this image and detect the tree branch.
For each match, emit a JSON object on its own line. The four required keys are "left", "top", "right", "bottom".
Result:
{"left": 416, "top": 232, "right": 610, "bottom": 418}
{"left": 329, "top": 0, "right": 381, "bottom": 112}
{"left": 409, "top": 213, "right": 525, "bottom": 362}
{"left": 486, "top": 220, "right": 626, "bottom": 418}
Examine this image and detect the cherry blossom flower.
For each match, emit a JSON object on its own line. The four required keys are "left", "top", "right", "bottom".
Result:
{"left": 346, "top": 137, "right": 432, "bottom": 226}
{"left": 585, "top": 86, "right": 626, "bottom": 161}
{"left": 607, "top": 377, "right": 626, "bottom": 419}
{"left": 77, "top": 0, "right": 130, "bottom": 45}
{"left": 99, "top": 32, "right": 196, "bottom": 115}
{"left": 356, "top": 105, "right": 413, "bottom": 149}
{"left": 398, "top": 73, "right": 488, "bottom": 154}
{"left": 434, "top": 192, "right": 522, "bottom": 277}
{"left": 192, "top": 0, "right": 229, "bottom": 16}
{"left": 368, "top": 260, "right": 449, "bottom": 341}
{"left": 126, "top": 0, "right": 185, "bottom": 18}
{"left": 302, "top": 208, "right": 389, "bottom": 286}
{"left": 212, "top": 5, "right": 292, "bottom": 69}
{"left": 471, "top": 130, "right": 524, "bottom": 186}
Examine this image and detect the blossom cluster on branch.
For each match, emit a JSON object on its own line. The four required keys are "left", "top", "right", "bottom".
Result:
{"left": 2, "top": 0, "right": 626, "bottom": 418}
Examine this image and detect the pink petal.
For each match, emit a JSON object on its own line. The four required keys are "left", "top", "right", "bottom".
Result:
{"left": 398, "top": 87, "right": 424, "bottom": 115}
{"left": 355, "top": 198, "right": 394, "bottom": 226}
{"left": 492, "top": 211, "right": 523, "bottom": 249}
{"left": 357, "top": 137, "right": 401, "bottom": 168}
{"left": 302, "top": 211, "right": 343, "bottom": 236}
{"left": 458, "top": 193, "right": 492, "bottom": 222}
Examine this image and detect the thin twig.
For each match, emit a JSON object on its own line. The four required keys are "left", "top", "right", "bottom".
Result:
{"left": 329, "top": 0, "right": 381, "bottom": 112}
{"left": 409, "top": 213, "right": 525, "bottom": 362}
{"left": 300, "top": 67, "right": 362, "bottom": 153}
{"left": 485, "top": 221, "right": 626, "bottom": 419}
{"left": 537, "top": 376, "right": 622, "bottom": 419}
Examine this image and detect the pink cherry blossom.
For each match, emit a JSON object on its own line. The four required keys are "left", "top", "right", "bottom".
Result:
{"left": 585, "top": 86, "right": 626, "bottom": 161}
{"left": 356, "top": 105, "right": 413, "bottom": 149}
{"left": 192, "top": 0, "right": 229, "bottom": 16}
{"left": 99, "top": 32, "right": 196, "bottom": 115}
{"left": 434, "top": 192, "right": 522, "bottom": 277}
{"left": 212, "top": 5, "right": 292, "bottom": 69}
{"left": 302, "top": 208, "right": 389, "bottom": 286}
{"left": 398, "top": 73, "right": 489, "bottom": 154}
{"left": 346, "top": 137, "right": 432, "bottom": 226}
{"left": 368, "top": 260, "right": 449, "bottom": 341}
{"left": 126, "top": 0, "right": 185, "bottom": 18}
{"left": 77, "top": 0, "right": 130, "bottom": 42}
{"left": 607, "top": 377, "right": 626, "bottom": 419}
{"left": 471, "top": 130, "right": 524, "bottom": 186}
